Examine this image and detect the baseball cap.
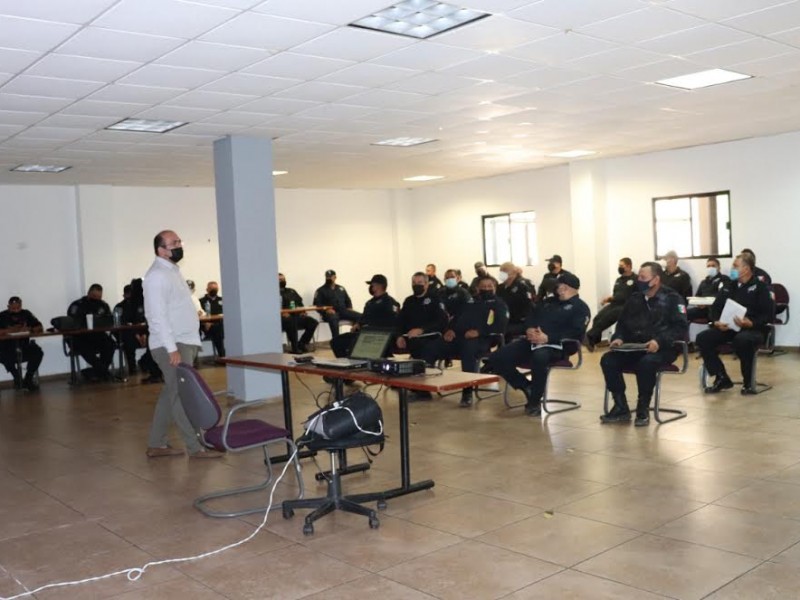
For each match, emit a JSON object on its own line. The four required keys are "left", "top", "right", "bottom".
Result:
{"left": 474, "top": 261, "right": 485, "bottom": 269}
{"left": 546, "top": 254, "right": 563, "bottom": 264}
{"left": 325, "top": 269, "right": 336, "bottom": 277}
{"left": 557, "top": 272, "right": 580, "bottom": 290}
{"left": 8, "top": 296, "right": 21, "bottom": 305}
{"left": 366, "top": 274, "right": 388, "bottom": 286}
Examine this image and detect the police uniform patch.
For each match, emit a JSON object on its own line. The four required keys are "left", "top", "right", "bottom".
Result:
{"left": 678, "top": 304, "right": 686, "bottom": 314}
{"left": 423, "top": 298, "right": 431, "bottom": 305}
{"left": 487, "top": 309, "right": 494, "bottom": 325}
{"left": 626, "top": 279, "right": 634, "bottom": 286}
{"left": 748, "top": 285, "right": 756, "bottom": 292}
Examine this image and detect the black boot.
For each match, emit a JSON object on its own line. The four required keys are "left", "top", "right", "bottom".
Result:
{"left": 460, "top": 388, "right": 473, "bottom": 408}
{"left": 635, "top": 397, "right": 650, "bottom": 427}
{"left": 523, "top": 386, "right": 541, "bottom": 417}
{"left": 704, "top": 374, "right": 733, "bottom": 394}
{"left": 600, "top": 392, "right": 631, "bottom": 423}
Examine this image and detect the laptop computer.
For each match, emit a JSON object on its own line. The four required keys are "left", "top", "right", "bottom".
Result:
{"left": 312, "top": 329, "right": 393, "bottom": 369}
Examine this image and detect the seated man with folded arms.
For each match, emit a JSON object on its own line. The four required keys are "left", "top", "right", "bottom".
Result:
{"left": 396, "top": 272, "right": 449, "bottom": 399}
{"left": 484, "top": 273, "right": 590, "bottom": 417}
{"left": 496, "top": 261, "right": 535, "bottom": 341}
{"left": 697, "top": 253, "right": 773, "bottom": 395}
{"left": 600, "top": 262, "right": 688, "bottom": 427}
{"left": 279, "top": 273, "right": 317, "bottom": 354}
{"left": 331, "top": 274, "right": 400, "bottom": 358}
{"left": 686, "top": 257, "right": 731, "bottom": 322}
{"left": 423, "top": 275, "right": 509, "bottom": 407}
{"left": 0, "top": 296, "right": 44, "bottom": 391}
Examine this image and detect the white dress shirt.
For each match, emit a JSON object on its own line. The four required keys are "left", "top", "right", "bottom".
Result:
{"left": 144, "top": 256, "right": 201, "bottom": 352}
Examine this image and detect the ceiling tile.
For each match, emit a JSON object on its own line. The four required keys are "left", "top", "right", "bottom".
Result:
{"left": 502, "top": 66, "right": 592, "bottom": 89}
{"left": 90, "top": 84, "right": 184, "bottom": 104}
{"left": 665, "top": 0, "right": 791, "bottom": 21}
{"left": 15, "top": 126, "right": 94, "bottom": 141}
{"left": 165, "top": 90, "right": 258, "bottom": 110}
{"left": 0, "top": 15, "right": 79, "bottom": 52}
{"left": 274, "top": 81, "right": 366, "bottom": 102}
{"left": 119, "top": 65, "right": 224, "bottom": 89}
{"left": 341, "top": 88, "right": 428, "bottom": 109}
{"left": 577, "top": 6, "right": 706, "bottom": 45}
{"left": 370, "top": 42, "right": 483, "bottom": 71}
{"left": 201, "top": 73, "right": 301, "bottom": 95}
{"left": 199, "top": 12, "right": 334, "bottom": 51}
{"left": 251, "top": 0, "right": 398, "bottom": 26}
{"left": 0, "top": 0, "right": 121, "bottom": 24}
{"left": 62, "top": 99, "right": 151, "bottom": 117}
{"left": 510, "top": 0, "right": 645, "bottom": 29}
{"left": 439, "top": 54, "right": 538, "bottom": 80}
{"left": 57, "top": 27, "right": 184, "bottom": 62}
{"left": 435, "top": 15, "right": 558, "bottom": 52}
{"left": 0, "top": 109, "right": 47, "bottom": 125}
{"left": 133, "top": 106, "right": 222, "bottom": 121}
{"left": 385, "top": 72, "right": 481, "bottom": 95}
{"left": 0, "top": 93, "right": 75, "bottom": 112}
{"left": 235, "top": 96, "right": 318, "bottom": 114}
{"left": 291, "top": 27, "right": 415, "bottom": 62}
{"left": 617, "top": 57, "right": 708, "bottom": 82}
{"left": 199, "top": 111, "right": 271, "bottom": 126}
{"left": 187, "top": 0, "right": 263, "bottom": 8}
{"left": 732, "top": 51, "right": 800, "bottom": 77}
{"left": 0, "top": 47, "right": 43, "bottom": 74}
{"left": 93, "top": 0, "right": 238, "bottom": 39}
{"left": 687, "top": 38, "right": 795, "bottom": 68}
{"left": 459, "top": 0, "right": 533, "bottom": 10}
{"left": 26, "top": 54, "right": 142, "bottom": 82}
{"left": 319, "top": 63, "right": 417, "bottom": 87}
{"left": 37, "top": 113, "right": 119, "bottom": 129}
{"left": 2, "top": 75, "right": 104, "bottom": 99}
{"left": 723, "top": 2, "right": 800, "bottom": 36}
{"left": 293, "top": 103, "right": 378, "bottom": 121}
{"left": 637, "top": 23, "right": 751, "bottom": 56}
{"left": 507, "top": 32, "right": 618, "bottom": 65}
{"left": 244, "top": 52, "right": 353, "bottom": 79}
{"left": 566, "top": 47, "right": 664, "bottom": 75}
{"left": 772, "top": 26, "right": 800, "bottom": 48}
{"left": 157, "top": 41, "right": 272, "bottom": 71}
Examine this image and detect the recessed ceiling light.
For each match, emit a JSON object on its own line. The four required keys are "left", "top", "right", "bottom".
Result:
{"left": 373, "top": 136, "right": 437, "bottom": 147}
{"left": 106, "top": 118, "right": 188, "bottom": 133}
{"left": 11, "top": 164, "right": 71, "bottom": 173}
{"left": 547, "top": 150, "right": 596, "bottom": 158}
{"left": 655, "top": 68, "right": 752, "bottom": 90}
{"left": 403, "top": 175, "right": 445, "bottom": 182}
{"left": 350, "top": 1, "right": 490, "bottom": 40}
{"left": 272, "top": 170, "right": 288, "bottom": 176}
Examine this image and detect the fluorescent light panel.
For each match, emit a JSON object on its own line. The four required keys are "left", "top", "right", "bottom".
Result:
{"left": 106, "top": 118, "right": 188, "bottom": 133}
{"left": 547, "top": 150, "right": 596, "bottom": 158}
{"left": 11, "top": 164, "right": 71, "bottom": 173}
{"left": 656, "top": 68, "right": 752, "bottom": 90}
{"left": 403, "top": 175, "right": 444, "bottom": 181}
{"left": 373, "top": 136, "right": 437, "bottom": 147}
{"left": 350, "top": 1, "right": 490, "bottom": 39}
{"left": 272, "top": 170, "right": 288, "bottom": 176}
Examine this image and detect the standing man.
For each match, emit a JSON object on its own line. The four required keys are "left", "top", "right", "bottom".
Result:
{"left": 425, "top": 264, "right": 443, "bottom": 292}
{"left": 600, "top": 262, "right": 688, "bottom": 427}
{"left": 199, "top": 281, "right": 225, "bottom": 358}
{"left": 697, "top": 253, "right": 773, "bottom": 395}
{"left": 537, "top": 254, "right": 571, "bottom": 302}
{"left": 279, "top": 273, "right": 317, "bottom": 354}
{"left": 496, "top": 261, "right": 535, "bottom": 340}
{"left": 0, "top": 296, "right": 44, "bottom": 391}
{"left": 584, "top": 257, "right": 637, "bottom": 351}
{"left": 144, "top": 230, "right": 221, "bottom": 459}
{"left": 313, "top": 270, "right": 362, "bottom": 343}
{"left": 660, "top": 250, "right": 693, "bottom": 301}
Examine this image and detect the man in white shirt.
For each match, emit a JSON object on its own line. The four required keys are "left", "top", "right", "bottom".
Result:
{"left": 143, "top": 230, "right": 221, "bottom": 459}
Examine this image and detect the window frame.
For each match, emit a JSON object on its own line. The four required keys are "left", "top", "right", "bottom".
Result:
{"left": 481, "top": 210, "right": 537, "bottom": 267}
{"left": 651, "top": 190, "right": 732, "bottom": 260}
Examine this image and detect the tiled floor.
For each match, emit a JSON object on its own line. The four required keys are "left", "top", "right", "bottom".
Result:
{"left": 2, "top": 350, "right": 800, "bottom": 599}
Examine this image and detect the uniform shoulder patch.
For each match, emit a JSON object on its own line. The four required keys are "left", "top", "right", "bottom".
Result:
{"left": 678, "top": 304, "right": 686, "bottom": 314}
{"left": 423, "top": 297, "right": 431, "bottom": 305}
{"left": 626, "top": 279, "right": 634, "bottom": 286}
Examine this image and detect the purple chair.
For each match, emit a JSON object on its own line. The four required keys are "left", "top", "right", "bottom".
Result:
{"left": 176, "top": 363, "right": 304, "bottom": 518}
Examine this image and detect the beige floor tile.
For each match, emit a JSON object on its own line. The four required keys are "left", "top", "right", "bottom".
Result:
{"left": 537, "top": 452, "right": 668, "bottom": 485}
{"left": 505, "top": 569, "right": 670, "bottom": 599}
{"left": 677, "top": 447, "right": 800, "bottom": 478}
{"left": 0, "top": 481, "right": 86, "bottom": 542}
{"left": 478, "top": 511, "right": 640, "bottom": 567}
{"left": 704, "top": 561, "right": 800, "bottom": 599}
{"left": 576, "top": 534, "right": 759, "bottom": 600}
{"left": 396, "top": 492, "right": 538, "bottom": 537}
{"left": 381, "top": 484, "right": 468, "bottom": 516}
{"left": 714, "top": 479, "right": 800, "bottom": 519}
{"left": 302, "top": 574, "right": 437, "bottom": 599}
{"left": 380, "top": 540, "right": 562, "bottom": 600}
{"left": 106, "top": 575, "right": 228, "bottom": 599}
{"left": 598, "top": 437, "right": 713, "bottom": 464}
{"left": 621, "top": 464, "right": 754, "bottom": 503}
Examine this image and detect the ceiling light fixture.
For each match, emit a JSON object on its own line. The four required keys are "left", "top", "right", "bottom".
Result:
{"left": 11, "top": 164, "right": 72, "bottom": 173}
{"left": 350, "top": 1, "right": 490, "bottom": 40}
{"left": 403, "top": 175, "right": 445, "bottom": 181}
{"left": 106, "top": 118, "right": 188, "bottom": 133}
{"left": 656, "top": 68, "right": 752, "bottom": 90}
{"left": 373, "top": 136, "right": 437, "bottom": 147}
{"left": 547, "top": 150, "right": 596, "bottom": 158}
{"left": 272, "top": 170, "right": 288, "bottom": 176}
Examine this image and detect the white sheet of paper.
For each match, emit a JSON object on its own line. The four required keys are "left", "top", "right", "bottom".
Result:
{"left": 720, "top": 298, "right": 747, "bottom": 332}
{"left": 688, "top": 296, "right": 715, "bottom": 306}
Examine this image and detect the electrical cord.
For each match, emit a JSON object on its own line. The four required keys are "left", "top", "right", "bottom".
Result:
{"left": 0, "top": 448, "right": 299, "bottom": 600}
{"left": 293, "top": 373, "right": 331, "bottom": 408}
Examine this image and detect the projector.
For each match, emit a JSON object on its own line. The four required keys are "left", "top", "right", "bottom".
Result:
{"left": 370, "top": 358, "right": 426, "bottom": 376}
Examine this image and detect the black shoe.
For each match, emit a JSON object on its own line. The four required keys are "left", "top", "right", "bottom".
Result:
{"left": 12, "top": 373, "right": 23, "bottom": 390}
{"left": 22, "top": 374, "right": 39, "bottom": 391}
{"left": 297, "top": 343, "right": 310, "bottom": 353}
{"left": 524, "top": 402, "right": 541, "bottom": 417}
{"left": 704, "top": 375, "right": 733, "bottom": 394}
{"left": 445, "top": 359, "right": 453, "bottom": 368}
{"left": 479, "top": 362, "right": 494, "bottom": 374}
{"left": 600, "top": 410, "right": 632, "bottom": 423}
{"left": 741, "top": 386, "right": 759, "bottom": 396}
{"left": 460, "top": 392, "right": 473, "bottom": 408}
{"left": 634, "top": 413, "right": 650, "bottom": 427}
{"left": 584, "top": 334, "right": 596, "bottom": 352}
{"left": 142, "top": 374, "right": 163, "bottom": 384}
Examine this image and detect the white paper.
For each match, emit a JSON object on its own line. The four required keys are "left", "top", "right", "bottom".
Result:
{"left": 688, "top": 296, "right": 715, "bottom": 306}
{"left": 719, "top": 298, "right": 747, "bottom": 332}
{"left": 611, "top": 342, "right": 649, "bottom": 352}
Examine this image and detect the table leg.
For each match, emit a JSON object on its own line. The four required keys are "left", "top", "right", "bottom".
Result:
{"left": 270, "top": 370, "right": 315, "bottom": 464}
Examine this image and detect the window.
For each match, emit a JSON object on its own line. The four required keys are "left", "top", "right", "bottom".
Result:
{"left": 652, "top": 191, "right": 731, "bottom": 259}
{"left": 482, "top": 211, "right": 538, "bottom": 266}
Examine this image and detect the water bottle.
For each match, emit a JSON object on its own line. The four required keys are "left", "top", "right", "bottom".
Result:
{"left": 289, "top": 300, "right": 296, "bottom": 309}
{"left": 204, "top": 301, "right": 211, "bottom": 316}
{"left": 113, "top": 306, "right": 122, "bottom": 327}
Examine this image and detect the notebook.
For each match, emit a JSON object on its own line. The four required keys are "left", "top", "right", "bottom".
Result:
{"left": 312, "top": 329, "right": 393, "bottom": 369}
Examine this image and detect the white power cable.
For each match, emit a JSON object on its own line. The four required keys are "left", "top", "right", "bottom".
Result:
{"left": 304, "top": 402, "right": 383, "bottom": 438}
{"left": 0, "top": 448, "right": 299, "bottom": 600}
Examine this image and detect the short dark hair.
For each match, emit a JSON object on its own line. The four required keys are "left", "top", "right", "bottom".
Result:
{"left": 89, "top": 283, "right": 103, "bottom": 293}
{"left": 737, "top": 253, "right": 755, "bottom": 271}
{"left": 426, "top": 263, "right": 436, "bottom": 270}
{"left": 707, "top": 258, "right": 720, "bottom": 268}
{"left": 740, "top": 249, "right": 757, "bottom": 265}
{"left": 8, "top": 296, "right": 21, "bottom": 305}
{"left": 641, "top": 261, "right": 663, "bottom": 279}
{"left": 412, "top": 271, "right": 426, "bottom": 280}
{"left": 123, "top": 285, "right": 132, "bottom": 294}
{"left": 741, "top": 247, "right": 756, "bottom": 260}
{"left": 620, "top": 257, "right": 632, "bottom": 267}
{"left": 476, "top": 275, "right": 496, "bottom": 288}
{"left": 153, "top": 232, "right": 166, "bottom": 254}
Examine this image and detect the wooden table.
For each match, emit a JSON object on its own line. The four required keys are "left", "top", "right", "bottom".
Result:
{"left": 219, "top": 352, "right": 499, "bottom": 501}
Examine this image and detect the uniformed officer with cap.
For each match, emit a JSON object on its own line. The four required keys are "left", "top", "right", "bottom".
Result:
{"left": 496, "top": 261, "right": 535, "bottom": 340}
{"left": 537, "top": 254, "right": 573, "bottom": 302}
{"left": 585, "top": 257, "right": 637, "bottom": 350}
{"left": 331, "top": 274, "right": 400, "bottom": 357}
{"left": 313, "top": 269, "right": 362, "bottom": 343}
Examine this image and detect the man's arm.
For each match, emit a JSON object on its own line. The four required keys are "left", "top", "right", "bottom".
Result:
{"left": 143, "top": 273, "right": 177, "bottom": 353}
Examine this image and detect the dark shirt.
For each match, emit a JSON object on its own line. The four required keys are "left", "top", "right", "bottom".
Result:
{"left": 709, "top": 275, "right": 773, "bottom": 333}
{"left": 457, "top": 281, "right": 470, "bottom": 292}
{"left": 613, "top": 287, "right": 688, "bottom": 349}
{"left": 525, "top": 295, "right": 590, "bottom": 344}
{"left": 497, "top": 276, "right": 534, "bottom": 324}
{"left": 68, "top": 296, "right": 112, "bottom": 327}
{"left": 696, "top": 274, "right": 731, "bottom": 298}
{"left": 114, "top": 299, "right": 145, "bottom": 324}
{"left": 427, "top": 275, "right": 443, "bottom": 292}
{"left": 753, "top": 266, "right": 772, "bottom": 285}
{"left": 538, "top": 269, "right": 571, "bottom": 301}
{"left": 609, "top": 274, "right": 637, "bottom": 306}
{"left": 439, "top": 285, "right": 472, "bottom": 321}
{"left": 661, "top": 267, "right": 692, "bottom": 301}
{"left": 313, "top": 284, "right": 353, "bottom": 313}
{"left": 199, "top": 294, "right": 223, "bottom": 315}
{"left": 0, "top": 309, "right": 42, "bottom": 351}
{"left": 360, "top": 293, "right": 400, "bottom": 329}
{"left": 280, "top": 287, "right": 304, "bottom": 310}
{"left": 452, "top": 295, "right": 509, "bottom": 338}
{"left": 398, "top": 292, "right": 448, "bottom": 335}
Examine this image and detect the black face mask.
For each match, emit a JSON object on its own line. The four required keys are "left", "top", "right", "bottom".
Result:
{"left": 412, "top": 284, "right": 425, "bottom": 296}
{"left": 617, "top": 266, "right": 625, "bottom": 275}
{"left": 169, "top": 247, "right": 183, "bottom": 263}
{"left": 479, "top": 290, "right": 495, "bottom": 300}
{"left": 325, "top": 278, "right": 334, "bottom": 286}
{"left": 207, "top": 289, "right": 218, "bottom": 297}
{"left": 548, "top": 263, "right": 557, "bottom": 273}
{"left": 279, "top": 281, "right": 286, "bottom": 289}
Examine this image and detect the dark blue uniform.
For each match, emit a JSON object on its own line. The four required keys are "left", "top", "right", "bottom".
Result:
{"left": 586, "top": 274, "right": 637, "bottom": 345}
{"left": 497, "top": 276, "right": 534, "bottom": 339}
{"left": 397, "top": 292, "right": 448, "bottom": 360}
{"left": 331, "top": 292, "right": 400, "bottom": 358}
{"left": 280, "top": 287, "right": 317, "bottom": 353}
{"left": 67, "top": 296, "right": 116, "bottom": 379}
{"left": 313, "top": 284, "right": 362, "bottom": 342}
{"left": 0, "top": 308, "right": 44, "bottom": 388}
{"left": 199, "top": 293, "right": 225, "bottom": 357}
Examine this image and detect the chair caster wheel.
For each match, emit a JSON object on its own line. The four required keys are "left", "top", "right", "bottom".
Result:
{"left": 369, "top": 517, "right": 380, "bottom": 529}
{"left": 303, "top": 522, "right": 314, "bottom": 536}
{"left": 377, "top": 499, "right": 387, "bottom": 510}
{"left": 282, "top": 508, "right": 294, "bottom": 519}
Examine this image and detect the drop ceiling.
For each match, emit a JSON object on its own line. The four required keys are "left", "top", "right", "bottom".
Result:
{"left": 2, "top": 0, "right": 800, "bottom": 188}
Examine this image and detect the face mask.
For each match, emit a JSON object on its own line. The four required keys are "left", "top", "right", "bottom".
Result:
{"left": 325, "top": 278, "right": 334, "bottom": 286}
{"left": 207, "top": 288, "right": 218, "bottom": 297}
{"left": 617, "top": 266, "right": 625, "bottom": 275}
{"left": 279, "top": 281, "right": 286, "bottom": 289}
{"left": 707, "top": 267, "right": 718, "bottom": 279}
{"left": 730, "top": 268, "right": 740, "bottom": 280}
{"left": 547, "top": 263, "right": 557, "bottom": 273}
{"left": 479, "top": 290, "right": 495, "bottom": 300}
{"left": 169, "top": 247, "right": 183, "bottom": 263}
{"left": 445, "top": 278, "right": 457, "bottom": 289}
{"left": 412, "top": 284, "right": 425, "bottom": 296}
{"left": 497, "top": 271, "right": 509, "bottom": 283}
{"left": 636, "top": 279, "right": 652, "bottom": 293}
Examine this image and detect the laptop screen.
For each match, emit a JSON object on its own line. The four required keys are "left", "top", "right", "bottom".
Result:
{"left": 350, "top": 329, "right": 392, "bottom": 360}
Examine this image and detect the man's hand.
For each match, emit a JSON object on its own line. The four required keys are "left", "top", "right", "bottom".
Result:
{"left": 443, "top": 329, "right": 456, "bottom": 342}
{"left": 351, "top": 323, "right": 361, "bottom": 332}
{"left": 646, "top": 339, "right": 659, "bottom": 353}
{"left": 464, "top": 329, "right": 479, "bottom": 340}
{"left": 609, "top": 339, "right": 623, "bottom": 348}
{"left": 325, "top": 308, "right": 336, "bottom": 316}
{"left": 713, "top": 321, "right": 729, "bottom": 331}
{"left": 396, "top": 336, "right": 407, "bottom": 350}
{"left": 407, "top": 328, "right": 424, "bottom": 338}
{"left": 734, "top": 316, "right": 752, "bottom": 329}
{"left": 527, "top": 327, "right": 547, "bottom": 344}
{"left": 168, "top": 350, "right": 181, "bottom": 366}
{"left": 601, "top": 295, "right": 612, "bottom": 305}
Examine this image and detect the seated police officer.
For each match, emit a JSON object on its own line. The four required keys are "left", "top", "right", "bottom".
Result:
{"left": 600, "top": 262, "right": 688, "bottom": 427}
{"left": 686, "top": 257, "right": 731, "bottom": 322}
{"left": 331, "top": 274, "right": 400, "bottom": 358}
{"left": 199, "top": 281, "right": 225, "bottom": 358}
{"left": 496, "top": 261, "right": 535, "bottom": 340}
{"left": 661, "top": 250, "right": 693, "bottom": 302}
{"left": 279, "top": 273, "right": 317, "bottom": 354}
{"left": 585, "top": 257, "right": 636, "bottom": 351}
{"left": 0, "top": 296, "right": 44, "bottom": 391}
{"left": 114, "top": 285, "right": 139, "bottom": 375}
{"left": 537, "top": 254, "right": 571, "bottom": 302}
{"left": 313, "top": 269, "right": 362, "bottom": 343}
{"left": 439, "top": 268, "right": 472, "bottom": 323}
{"left": 741, "top": 248, "right": 771, "bottom": 285}
{"left": 697, "top": 253, "right": 773, "bottom": 395}
{"left": 68, "top": 284, "right": 116, "bottom": 381}
{"left": 484, "top": 273, "right": 589, "bottom": 417}
{"left": 423, "top": 275, "right": 509, "bottom": 407}
{"left": 469, "top": 261, "right": 497, "bottom": 296}
{"left": 425, "top": 263, "right": 443, "bottom": 292}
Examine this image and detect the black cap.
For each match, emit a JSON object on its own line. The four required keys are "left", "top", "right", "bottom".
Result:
{"left": 186, "top": 279, "right": 195, "bottom": 289}
{"left": 8, "top": 296, "right": 21, "bottom": 305}
{"left": 557, "top": 272, "right": 580, "bottom": 290}
{"left": 325, "top": 269, "right": 336, "bottom": 277}
{"left": 366, "top": 274, "right": 388, "bottom": 287}
{"left": 546, "top": 254, "right": 563, "bottom": 264}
